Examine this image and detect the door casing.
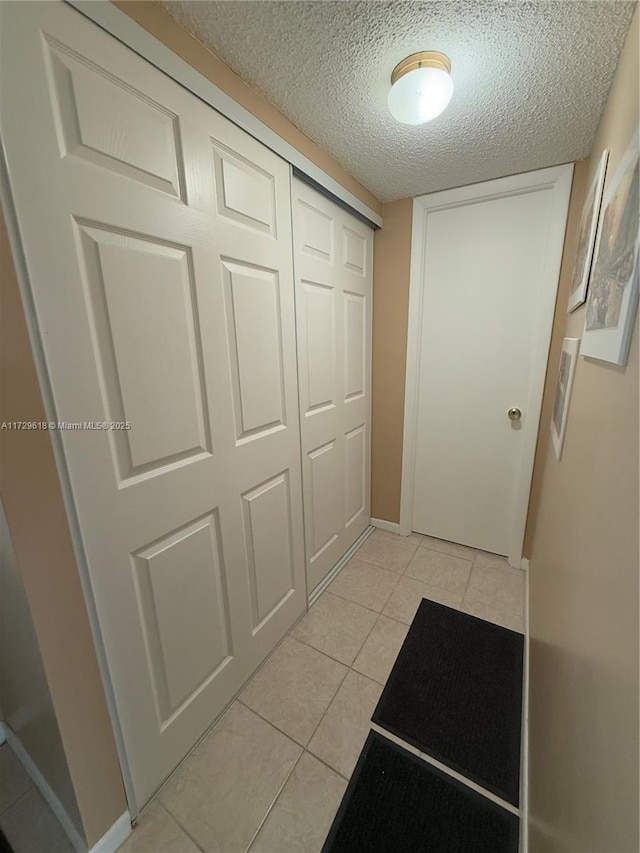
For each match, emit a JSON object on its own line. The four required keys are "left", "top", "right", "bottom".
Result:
{"left": 399, "top": 165, "right": 574, "bottom": 567}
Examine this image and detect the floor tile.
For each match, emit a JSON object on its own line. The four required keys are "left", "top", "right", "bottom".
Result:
{"left": 0, "top": 745, "right": 32, "bottom": 815}
{"left": 419, "top": 535, "right": 477, "bottom": 561}
{"left": 382, "top": 576, "right": 463, "bottom": 625}
{"left": 464, "top": 563, "right": 525, "bottom": 617}
{"left": 249, "top": 752, "right": 346, "bottom": 853}
{"left": 119, "top": 802, "right": 200, "bottom": 853}
{"left": 353, "top": 530, "right": 418, "bottom": 574}
{"left": 404, "top": 548, "right": 472, "bottom": 595}
{"left": 329, "top": 559, "right": 399, "bottom": 612}
{"left": 461, "top": 599, "right": 525, "bottom": 634}
{"left": 240, "top": 637, "right": 347, "bottom": 745}
{"left": 291, "top": 592, "right": 377, "bottom": 665}
{"left": 352, "top": 615, "right": 409, "bottom": 685}
{"left": 160, "top": 702, "right": 301, "bottom": 853}
{"left": 1, "top": 787, "right": 69, "bottom": 853}
{"left": 308, "top": 671, "right": 382, "bottom": 779}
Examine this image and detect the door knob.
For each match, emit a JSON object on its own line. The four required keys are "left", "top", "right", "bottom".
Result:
{"left": 507, "top": 407, "right": 522, "bottom": 421}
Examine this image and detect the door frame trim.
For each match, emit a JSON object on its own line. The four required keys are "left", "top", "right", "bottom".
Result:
{"left": 399, "top": 164, "right": 574, "bottom": 567}
{"left": 65, "top": 0, "right": 382, "bottom": 230}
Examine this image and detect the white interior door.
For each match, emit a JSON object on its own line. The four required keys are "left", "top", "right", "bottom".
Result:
{"left": 402, "top": 166, "right": 573, "bottom": 563}
{"left": 292, "top": 179, "right": 373, "bottom": 594}
{"left": 1, "top": 1, "right": 306, "bottom": 807}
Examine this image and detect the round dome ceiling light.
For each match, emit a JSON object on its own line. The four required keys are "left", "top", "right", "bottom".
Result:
{"left": 387, "top": 51, "right": 454, "bottom": 125}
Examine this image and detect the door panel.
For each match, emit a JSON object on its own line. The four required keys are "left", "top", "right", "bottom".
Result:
{"left": 307, "top": 439, "right": 340, "bottom": 563}
{"left": 132, "top": 512, "right": 232, "bottom": 722}
{"left": 344, "top": 290, "right": 367, "bottom": 401}
{"left": 293, "top": 180, "right": 373, "bottom": 594}
{"left": 45, "top": 36, "right": 186, "bottom": 199}
{"left": 345, "top": 424, "right": 367, "bottom": 528}
{"left": 300, "top": 280, "right": 337, "bottom": 414}
{"left": 76, "top": 225, "right": 212, "bottom": 476}
{"left": 222, "top": 261, "right": 286, "bottom": 440}
{"left": 1, "top": 1, "right": 306, "bottom": 807}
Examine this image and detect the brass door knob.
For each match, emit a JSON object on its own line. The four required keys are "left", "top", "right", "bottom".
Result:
{"left": 508, "top": 407, "right": 522, "bottom": 421}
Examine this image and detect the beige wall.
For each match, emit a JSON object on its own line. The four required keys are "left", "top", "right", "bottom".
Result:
{"left": 114, "top": 1, "right": 381, "bottom": 217}
{"left": 522, "top": 160, "right": 588, "bottom": 557}
{"left": 527, "top": 9, "right": 639, "bottom": 852}
{"left": 0, "top": 212, "right": 127, "bottom": 847}
{"left": 371, "top": 199, "right": 413, "bottom": 522}
{"left": 0, "top": 500, "right": 82, "bottom": 837}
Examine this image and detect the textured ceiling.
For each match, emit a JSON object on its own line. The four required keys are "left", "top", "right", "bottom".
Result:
{"left": 160, "top": 1, "right": 636, "bottom": 202}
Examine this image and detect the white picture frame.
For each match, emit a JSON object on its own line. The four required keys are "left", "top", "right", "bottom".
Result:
{"left": 567, "top": 149, "right": 608, "bottom": 312}
{"left": 582, "top": 131, "right": 639, "bottom": 365}
{"left": 551, "top": 337, "right": 580, "bottom": 460}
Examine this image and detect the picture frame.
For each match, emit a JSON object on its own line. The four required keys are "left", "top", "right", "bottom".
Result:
{"left": 582, "top": 131, "right": 639, "bottom": 365}
{"left": 551, "top": 337, "right": 580, "bottom": 460}
{"left": 567, "top": 149, "right": 608, "bottom": 312}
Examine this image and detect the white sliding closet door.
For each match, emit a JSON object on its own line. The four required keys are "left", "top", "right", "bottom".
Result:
{"left": 1, "top": 2, "right": 306, "bottom": 807}
{"left": 292, "top": 179, "right": 373, "bottom": 594}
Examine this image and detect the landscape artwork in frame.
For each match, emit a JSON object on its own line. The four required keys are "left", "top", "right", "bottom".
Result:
{"left": 567, "top": 149, "right": 608, "bottom": 312}
{"left": 551, "top": 337, "right": 580, "bottom": 461}
{"left": 582, "top": 131, "right": 639, "bottom": 365}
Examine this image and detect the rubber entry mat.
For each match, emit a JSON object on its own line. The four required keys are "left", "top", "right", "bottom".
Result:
{"left": 372, "top": 598, "right": 524, "bottom": 805}
{"left": 322, "top": 730, "right": 519, "bottom": 853}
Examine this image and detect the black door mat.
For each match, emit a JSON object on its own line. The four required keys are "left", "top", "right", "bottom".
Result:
{"left": 372, "top": 598, "right": 524, "bottom": 806}
{"left": 0, "top": 828, "right": 13, "bottom": 853}
{"left": 322, "top": 730, "right": 519, "bottom": 853}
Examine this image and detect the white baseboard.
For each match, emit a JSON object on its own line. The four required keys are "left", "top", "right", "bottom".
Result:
{"left": 308, "top": 525, "right": 374, "bottom": 606}
{"left": 89, "top": 811, "right": 131, "bottom": 853}
{"left": 370, "top": 517, "right": 400, "bottom": 535}
{"left": 0, "top": 722, "right": 6, "bottom": 745}
{"left": 6, "top": 726, "right": 87, "bottom": 853}
{"left": 520, "top": 559, "right": 530, "bottom": 853}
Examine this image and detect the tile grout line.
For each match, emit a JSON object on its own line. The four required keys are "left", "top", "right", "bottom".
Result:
{"left": 244, "top": 750, "right": 306, "bottom": 853}
{"left": 245, "top": 737, "right": 355, "bottom": 852}
{"left": 235, "top": 662, "right": 354, "bottom": 839}
{"left": 327, "top": 586, "right": 396, "bottom": 616}
{"left": 460, "top": 554, "right": 476, "bottom": 605}
{"left": 349, "top": 554, "right": 416, "bottom": 576}
{"left": 0, "top": 781, "right": 37, "bottom": 824}
{"left": 292, "top": 586, "right": 408, "bottom": 682}
{"left": 239, "top": 626, "right": 355, "bottom": 752}
{"left": 300, "top": 615, "right": 386, "bottom": 774}
{"left": 300, "top": 748, "right": 350, "bottom": 782}
{"left": 326, "top": 546, "right": 407, "bottom": 616}
{"left": 156, "top": 799, "right": 208, "bottom": 853}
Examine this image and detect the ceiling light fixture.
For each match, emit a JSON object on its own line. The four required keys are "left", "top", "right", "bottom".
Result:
{"left": 387, "top": 51, "right": 454, "bottom": 125}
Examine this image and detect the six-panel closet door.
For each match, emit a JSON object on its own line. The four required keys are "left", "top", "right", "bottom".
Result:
{"left": 1, "top": 1, "right": 307, "bottom": 808}
{"left": 292, "top": 179, "right": 373, "bottom": 595}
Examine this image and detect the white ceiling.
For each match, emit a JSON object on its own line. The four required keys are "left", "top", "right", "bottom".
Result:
{"left": 160, "top": 1, "right": 636, "bottom": 203}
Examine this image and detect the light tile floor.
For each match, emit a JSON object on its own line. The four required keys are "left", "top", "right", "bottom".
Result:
{"left": 0, "top": 744, "right": 75, "bottom": 853}
{"left": 121, "top": 529, "right": 525, "bottom": 853}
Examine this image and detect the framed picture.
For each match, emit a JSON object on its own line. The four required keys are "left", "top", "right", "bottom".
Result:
{"left": 551, "top": 337, "right": 580, "bottom": 460}
{"left": 567, "top": 149, "right": 608, "bottom": 312}
{"left": 582, "top": 131, "right": 639, "bottom": 365}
